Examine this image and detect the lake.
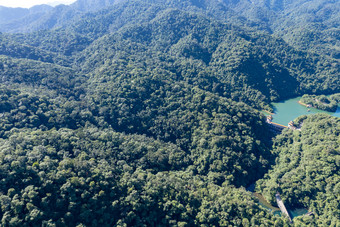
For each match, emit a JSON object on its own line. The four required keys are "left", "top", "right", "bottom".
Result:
{"left": 270, "top": 96, "right": 340, "bottom": 125}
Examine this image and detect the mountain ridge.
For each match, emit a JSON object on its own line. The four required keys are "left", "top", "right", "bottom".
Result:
{"left": 0, "top": 0, "right": 339, "bottom": 226}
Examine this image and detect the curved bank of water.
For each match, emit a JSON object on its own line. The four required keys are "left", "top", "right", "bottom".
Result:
{"left": 271, "top": 96, "right": 340, "bottom": 125}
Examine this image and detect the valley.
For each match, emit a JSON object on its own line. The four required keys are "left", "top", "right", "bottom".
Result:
{"left": 0, "top": 0, "right": 338, "bottom": 226}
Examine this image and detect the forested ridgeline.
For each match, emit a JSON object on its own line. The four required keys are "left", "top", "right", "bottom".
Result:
{"left": 0, "top": 0, "right": 268, "bottom": 33}
{"left": 78, "top": 8, "right": 338, "bottom": 102}
{"left": 0, "top": 0, "right": 339, "bottom": 226}
{"left": 1, "top": 0, "right": 339, "bottom": 60}
{"left": 214, "top": 0, "right": 340, "bottom": 59}
{"left": 1, "top": 1, "right": 339, "bottom": 106}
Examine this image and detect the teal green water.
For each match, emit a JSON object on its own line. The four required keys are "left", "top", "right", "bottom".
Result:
{"left": 271, "top": 97, "right": 340, "bottom": 125}
{"left": 256, "top": 195, "right": 308, "bottom": 218}
{"left": 247, "top": 184, "right": 308, "bottom": 218}
{"left": 289, "top": 208, "right": 309, "bottom": 218}
{"left": 333, "top": 106, "right": 340, "bottom": 118}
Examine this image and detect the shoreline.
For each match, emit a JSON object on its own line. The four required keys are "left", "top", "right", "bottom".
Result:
{"left": 298, "top": 100, "right": 338, "bottom": 113}
{"left": 297, "top": 100, "right": 309, "bottom": 107}
{"left": 253, "top": 192, "right": 280, "bottom": 211}
{"left": 263, "top": 110, "right": 274, "bottom": 115}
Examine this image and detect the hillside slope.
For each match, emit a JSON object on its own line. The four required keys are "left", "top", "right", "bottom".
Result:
{"left": 1, "top": 0, "right": 339, "bottom": 61}
{"left": 0, "top": 0, "right": 338, "bottom": 226}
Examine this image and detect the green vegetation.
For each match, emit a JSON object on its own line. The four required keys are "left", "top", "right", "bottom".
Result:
{"left": 0, "top": 86, "right": 281, "bottom": 226}
{"left": 300, "top": 93, "right": 340, "bottom": 112}
{"left": 256, "top": 114, "right": 340, "bottom": 226}
{"left": 0, "top": 0, "right": 339, "bottom": 226}
{"left": 1, "top": 0, "right": 339, "bottom": 60}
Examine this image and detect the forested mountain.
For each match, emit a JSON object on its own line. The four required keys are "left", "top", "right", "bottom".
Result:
{"left": 2, "top": 1, "right": 339, "bottom": 102}
{"left": 0, "top": 0, "right": 339, "bottom": 226}
{"left": 0, "top": 0, "right": 123, "bottom": 33}
{"left": 0, "top": 5, "right": 53, "bottom": 25}
{"left": 225, "top": 0, "right": 340, "bottom": 59}
{"left": 1, "top": 0, "right": 339, "bottom": 60}
{"left": 0, "top": 5, "right": 54, "bottom": 33}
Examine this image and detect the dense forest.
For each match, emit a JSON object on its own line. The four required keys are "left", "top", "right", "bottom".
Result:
{"left": 0, "top": 0, "right": 339, "bottom": 226}
{"left": 257, "top": 114, "right": 340, "bottom": 226}
{"left": 300, "top": 93, "right": 340, "bottom": 112}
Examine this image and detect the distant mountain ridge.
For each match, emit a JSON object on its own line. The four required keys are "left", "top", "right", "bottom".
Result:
{"left": 0, "top": 0, "right": 338, "bottom": 59}
{"left": 0, "top": 0, "right": 122, "bottom": 33}
{"left": 1, "top": 0, "right": 337, "bottom": 103}
{"left": 0, "top": 5, "right": 53, "bottom": 25}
